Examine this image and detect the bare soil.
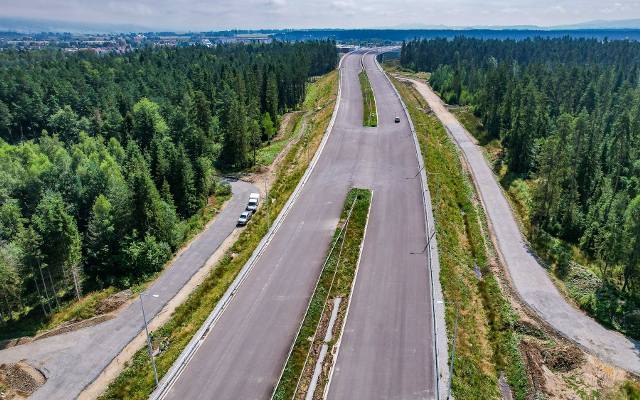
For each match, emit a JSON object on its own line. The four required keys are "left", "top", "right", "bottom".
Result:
{"left": 95, "top": 289, "right": 132, "bottom": 315}
{"left": 34, "top": 315, "right": 114, "bottom": 341}
{"left": 0, "top": 361, "right": 46, "bottom": 399}
{"left": 0, "top": 338, "right": 33, "bottom": 351}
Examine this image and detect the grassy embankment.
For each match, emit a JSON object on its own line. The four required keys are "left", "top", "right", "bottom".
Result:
{"left": 256, "top": 112, "right": 304, "bottom": 166}
{"left": 0, "top": 189, "right": 231, "bottom": 341}
{"left": 451, "top": 106, "right": 639, "bottom": 341}
{"left": 359, "top": 69, "right": 377, "bottom": 127}
{"left": 98, "top": 69, "right": 338, "bottom": 400}
{"left": 389, "top": 73, "right": 529, "bottom": 399}
{"left": 273, "top": 188, "right": 371, "bottom": 400}
{"left": 451, "top": 102, "right": 640, "bottom": 399}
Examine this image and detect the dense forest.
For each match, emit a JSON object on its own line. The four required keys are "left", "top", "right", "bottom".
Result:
{"left": 401, "top": 37, "right": 640, "bottom": 334}
{"left": 0, "top": 41, "right": 337, "bottom": 322}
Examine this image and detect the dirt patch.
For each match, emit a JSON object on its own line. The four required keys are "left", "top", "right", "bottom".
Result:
{"left": 542, "top": 345, "right": 585, "bottom": 373}
{"left": 95, "top": 289, "right": 132, "bottom": 315}
{"left": 520, "top": 339, "right": 547, "bottom": 395}
{"left": 0, "top": 337, "right": 33, "bottom": 351}
{"left": 272, "top": 111, "right": 302, "bottom": 142}
{"left": 34, "top": 314, "right": 114, "bottom": 341}
{"left": 0, "top": 361, "right": 46, "bottom": 399}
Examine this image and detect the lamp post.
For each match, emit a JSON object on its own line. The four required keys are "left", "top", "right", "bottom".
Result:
{"left": 140, "top": 292, "right": 159, "bottom": 386}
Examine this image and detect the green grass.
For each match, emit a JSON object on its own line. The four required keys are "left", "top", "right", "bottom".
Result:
{"left": 389, "top": 72, "right": 529, "bottom": 400}
{"left": 99, "top": 70, "right": 338, "bottom": 400}
{"left": 273, "top": 188, "right": 371, "bottom": 400}
{"left": 359, "top": 69, "right": 377, "bottom": 127}
{"left": 0, "top": 288, "right": 118, "bottom": 341}
{"left": 256, "top": 112, "right": 304, "bottom": 166}
{"left": 452, "top": 107, "right": 491, "bottom": 144}
{"left": 618, "top": 381, "right": 640, "bottom": 399}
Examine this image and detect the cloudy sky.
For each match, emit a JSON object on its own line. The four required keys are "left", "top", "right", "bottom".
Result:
{"left": 2, "top": 0, "right": 639, "bottom": 30}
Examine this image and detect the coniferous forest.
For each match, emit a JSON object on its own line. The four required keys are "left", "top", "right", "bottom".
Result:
{"left": 401, "top": 37, "right": 640, "bottom": 336}
{"left": 0, "top": 41, "right": 337, "bottom": 323}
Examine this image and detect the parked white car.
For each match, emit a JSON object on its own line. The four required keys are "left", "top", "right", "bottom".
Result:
{"left": 237, "top": 211, "right": 252, "bottom": 226}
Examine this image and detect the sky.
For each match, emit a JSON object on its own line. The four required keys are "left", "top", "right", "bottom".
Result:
{"left": 2, "top": 0, "right": 640, "bottom": 31}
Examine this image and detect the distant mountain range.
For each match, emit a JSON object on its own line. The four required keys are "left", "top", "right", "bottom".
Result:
{"left": 553, "top": 19, "right": 640, "bottom": 29}
{"left": 2, "top": 16, "right": 640, "bottom": 34}
{"left": 385, "top": 19, "right": 640, "bottom": 30}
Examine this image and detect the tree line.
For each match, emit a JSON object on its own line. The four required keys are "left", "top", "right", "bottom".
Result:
{"left": 401, "top": 37, "right": 640, "bottom": 331}
{"left": 0, "top": 41, "right": 336, "bottom": 322}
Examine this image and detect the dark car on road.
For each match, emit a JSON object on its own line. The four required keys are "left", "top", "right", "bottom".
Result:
{"left": 394, "top": 116, "right": 400, "bottom": 123}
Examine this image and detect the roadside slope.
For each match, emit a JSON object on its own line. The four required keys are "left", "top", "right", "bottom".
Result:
{"left": 404, "top": 77, "right": 640, "bottom": 375}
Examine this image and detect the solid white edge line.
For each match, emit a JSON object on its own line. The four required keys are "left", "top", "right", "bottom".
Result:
{"left": 150, "top": 51, "right": 350, "bottom": 400}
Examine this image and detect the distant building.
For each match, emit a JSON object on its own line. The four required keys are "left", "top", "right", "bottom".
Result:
{"left": 234, "top": 33, "right": 272, "bottom": 44}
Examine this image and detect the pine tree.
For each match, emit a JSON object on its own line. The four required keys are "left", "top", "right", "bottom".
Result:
{"left": 261, "top": 112, "right": 276, "bottom": 141}
{"left": 32, "top": 191, "right": 82, "bottom": 300}
{"left": 86, "top": 194, "right": 115, "bottom": 285}
{"left": 221, "top": 93, "right": 249, "bottom": 169}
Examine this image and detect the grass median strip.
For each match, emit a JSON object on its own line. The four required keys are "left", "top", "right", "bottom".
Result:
{"left": 388, "top": 71, "right": 529, "bottom": 400}
{"left": 98, "top": 70, "right": 338, "bottom": 400}
{"left": 273, "top": 188, "right": 371, "bottom": 400}
{"left": 359, "top": 69, "right": 377, "bottom": 127}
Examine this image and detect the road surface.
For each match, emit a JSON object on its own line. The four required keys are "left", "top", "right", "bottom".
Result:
{"left": 160, "top": 51, "right": 438, "bottom": 400}
{"left": 326, "top": 52, "right": 437, "bottom": 400}
{"left": 0, "top": 180, "right": 258, "bottom": 399}
{"left": 405, "top": 76, "right": 640, "bottom": 375}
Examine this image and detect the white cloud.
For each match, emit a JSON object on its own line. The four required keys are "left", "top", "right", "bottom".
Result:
{"left": 2, "top": 0, "right": 640, "bottom": 30}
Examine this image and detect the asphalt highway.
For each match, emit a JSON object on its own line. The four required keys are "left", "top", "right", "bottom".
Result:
{"left": 326, "top": 52, "right": 436, "bottom": 400}
{"left": 0, "top": 179, "right": 257, "bottom": 399}
{"left": 161, "top": 51, "right": 437, "bottom": 400}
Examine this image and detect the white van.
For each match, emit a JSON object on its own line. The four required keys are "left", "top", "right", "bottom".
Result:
{"left": 247, "top": 193, "right": 260, "bottom": 212}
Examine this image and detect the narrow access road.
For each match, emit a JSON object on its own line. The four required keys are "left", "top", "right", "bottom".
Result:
{"left": 160, "top": 50, "right": 438, "bottom": 400}
{"left": 326, "top": 52, "right": 438, "bottom": 400}
{"left": 0, "top": 180, "right": 258, "bottom": 400}
{"left": 405, "top": 76, "right": 640, "bottom": 375}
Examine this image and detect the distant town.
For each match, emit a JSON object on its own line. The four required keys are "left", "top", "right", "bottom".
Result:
{"left": 0, "top": 31, "right": 273, "bottom": 52}
{"left": 3, "top": 28, "right": 640, "bottom": 53}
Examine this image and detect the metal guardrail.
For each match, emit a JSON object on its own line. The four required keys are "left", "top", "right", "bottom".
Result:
{"left": 373, "top": 51, "right": 450, "bottom": 400}
{"left": 149, "top": 52, "right": 350, "bottom": 400}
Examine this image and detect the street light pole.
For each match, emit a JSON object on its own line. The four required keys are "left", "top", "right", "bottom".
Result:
{"left": 140, "top": 293, "right": 159, "bottom": 386}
